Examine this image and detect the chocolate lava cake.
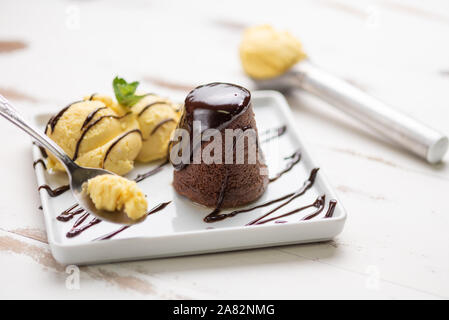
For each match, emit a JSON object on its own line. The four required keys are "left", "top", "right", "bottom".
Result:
{"left": 170, "top": 82, "right": 268, "bottom": 208}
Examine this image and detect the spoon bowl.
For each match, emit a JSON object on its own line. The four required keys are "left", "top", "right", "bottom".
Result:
{"left": 70, "top": 166, "right": 146, "bottom": 225}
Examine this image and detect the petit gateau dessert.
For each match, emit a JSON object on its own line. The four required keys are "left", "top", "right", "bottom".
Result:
{"left": 170, "top": 82, "right": 268, "bottom": 208}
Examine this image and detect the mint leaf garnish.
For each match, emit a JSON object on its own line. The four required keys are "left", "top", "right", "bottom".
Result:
{"left": 113, "top": 76, "right": 145, "bottom": 107}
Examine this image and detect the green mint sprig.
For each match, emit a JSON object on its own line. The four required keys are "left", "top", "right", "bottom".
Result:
{"left": 113, "top": 76, "right": 146, "bottom": 107}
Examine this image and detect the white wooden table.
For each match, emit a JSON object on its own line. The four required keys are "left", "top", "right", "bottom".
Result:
{"left": 1, "top": 0, "right": 448, "bottom": 299}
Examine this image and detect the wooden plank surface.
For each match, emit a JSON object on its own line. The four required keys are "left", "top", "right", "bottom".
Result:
{"left": 0, "top": 0, "right": 448, "bottom": 299}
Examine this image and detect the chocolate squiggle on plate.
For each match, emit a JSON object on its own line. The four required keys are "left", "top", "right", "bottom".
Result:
{"left": 38, "top": 184, "right": 70, "bottom": 197}
{"left": 94, "top": 201, "right": 171, "bottom": 241}
{"left": 44, "top": 124, "right": 336, "bottom": 240}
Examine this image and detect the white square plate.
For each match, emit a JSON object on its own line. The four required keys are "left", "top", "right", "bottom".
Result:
{"left": 32, "top": 90, "right": 347, "bottom": 265}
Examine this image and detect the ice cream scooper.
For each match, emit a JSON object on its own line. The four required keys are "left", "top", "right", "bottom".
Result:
{"left": 241, "top": 25, "right": 448, "bottom": 164}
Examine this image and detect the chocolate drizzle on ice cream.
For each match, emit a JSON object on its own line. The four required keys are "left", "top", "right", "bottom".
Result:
{"left": 73, "top": 112, "right": 133, "bottom": 160}
{"left": 81, "top": 107, "right": 107, "bottom": 129}
{"left": 45, "top": 100, "right": 83, "bottom": 134}
{"left": 137, "top": 101, "right": 169, "bottom": 117}
{"left": 102, "top": 129, "right": 142, "bottom": 168}
{"left": 151, "top": 118, "right": 176, "bottom": 135}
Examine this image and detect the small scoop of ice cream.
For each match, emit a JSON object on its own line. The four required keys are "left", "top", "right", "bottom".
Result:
{"left": 45, "top": 94, "right": 142, "bottom": 176}
{"left": 132, "top": 94, "right": 182, "bottom": 162}
{"left": 239, "top": 25, "right": 306, "bottom": 79}
{"left": 84, "top": 174, "right": 148, "bottom": 220}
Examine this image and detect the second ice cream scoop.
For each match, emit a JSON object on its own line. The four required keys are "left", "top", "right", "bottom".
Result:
{"left": 240, "top": 25, "right": 448, "bottom": 164}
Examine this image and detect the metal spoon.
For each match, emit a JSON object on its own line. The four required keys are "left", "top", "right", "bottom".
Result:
{"left": 253, "top": 60, "right": 448, "bottom": 164}
{"left": 0, "top": 94, "right": 145, "bottom": 225}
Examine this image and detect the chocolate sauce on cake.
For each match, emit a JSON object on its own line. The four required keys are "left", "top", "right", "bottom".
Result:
{"left": 172, "top": 82, "right": 268, "bottom": 210}
{"left": 170, "top": 83, "right": 251, "bottom": 171}
{"left": 184, "top": 82, "right": 250, "bottom": 129}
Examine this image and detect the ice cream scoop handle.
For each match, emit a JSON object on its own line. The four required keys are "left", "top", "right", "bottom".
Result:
{"left": 295, "top": 63, "right": 448, "bottom": 164}
{"left": 0, "top": 94, "right": 77, "bottom": 170}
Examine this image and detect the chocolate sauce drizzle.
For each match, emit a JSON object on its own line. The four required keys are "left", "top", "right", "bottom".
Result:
{"left": 325, "top": 200, "right": 337, "bottom": 218}
{"left": 246, "top": 168, "right": 319, "bottom": 225}
{"left": 256, "top": 195, "right": 325, "bottom": 225}
{"left": 301, "top": 196, "right": 326, "bottom": 221}
{"left": 32, "top": 142, "right": 48, "bottom": 158}
{"left": 33, "top": 159, "right": 47, "bottom": 170}
{"left": 94, "top": 201, "right": 171, "bottom": 241}
{"left": 151, "top": 118, "right": 176, "bottom": 135}
{"left": 66, "top": 216, "right": 101, "bottom": 238}
{"left": 56, "top": 204, "right": 85, "bottom": 222}
{"left": 207, "top": 168, "right": 229, "bottom": 218}
{"left": 73, "top": 112, "right": 133, "bottom": 160}
{"left": 170, "top": 83, "right": 251, "bottom": 171}
{"left": 134, "top": 160, "right": 169, "bottom": 183}
{"left": 102, "top": 129, "right": 142, "bottom": 167}
{"left": 58, "top": 201, "right": 171, "bottom": 239}
{"left": 260, "top": 125, "right": 287, "bottom": 143}
{"left": 38, "top": 184, "right": 70, "bottom": 197}
{"left": 81, "top": 106, "right": 107, "bottom": 129}
{"left": 204, "top": 168, "right": 319, "bottom": 223}
{"left": 138, "top": 101, "right": 168, "bottom": 117}
{"left": 53, "top": 157, "right": 169, "bottom": 238}
{"left": 45, "top": 100, "right": 82, "bottom": 134}
{"left": 204, "top": 124, "right": 258, "bottom": 219}
{"left": 269, "top": 150, "right": 301, "bottom": 183}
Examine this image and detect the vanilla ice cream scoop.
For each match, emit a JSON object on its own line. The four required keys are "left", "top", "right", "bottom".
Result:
{"left": 132, "top": 94, "right": 182, "bottom": 162}
{"left": 240, "top": 25, "right": 306, "bottom": 80}
{"left": 84, "top": 174, "right": 148, "bottom": 220}
{"left": 45, "top": 95, "right": 142, "bottom": 176}
{"left": 240, "top": 25, "right": 448, "bottom": 164}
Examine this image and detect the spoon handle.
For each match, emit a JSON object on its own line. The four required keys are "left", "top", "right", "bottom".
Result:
{"left": 295, "top": 62, "right": 448, "bottom": 164}
{"left": 0, "top": 94, "right": 77, "bottom": 171}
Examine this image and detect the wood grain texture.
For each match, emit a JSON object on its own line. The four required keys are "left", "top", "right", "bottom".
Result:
{"left": 0, "top": 0, "right": 448, "bottom": 299}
